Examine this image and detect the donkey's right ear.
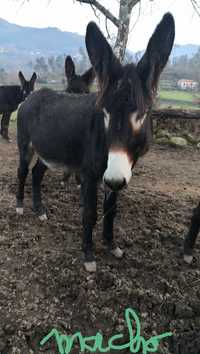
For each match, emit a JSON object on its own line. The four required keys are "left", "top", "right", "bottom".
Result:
{"left": 65, "top": 56, "right": 75, "bottom": 81}
{"left": 30, "top": 72, "right": 37, "bottom": 84}
{"left": 18, "top": 71, "right": 26, "bottom": 87}
{"left": 137, "top": 13, "right": 175, "bottom": 102}
{"left": 85, "top": 22, "right": 122, "bottom": 91}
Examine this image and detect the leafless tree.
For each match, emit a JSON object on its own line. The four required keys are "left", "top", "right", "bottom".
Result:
{"left": 75, "top": 0, "right": 141, "bottom": 61}
{"left": 15, "top": 0, "right": 200, "bottom": 62}
{"left": 190, "top": 0, "right": 200, "bottom": 16}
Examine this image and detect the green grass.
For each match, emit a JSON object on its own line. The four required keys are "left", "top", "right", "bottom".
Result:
{"left": 8, "top": 88, "right": 200, "bottom": 126}
{"left": 158, "top": 89, "right": 200, "bottom": 109}
{"left": 159, "top": 90, "right": 199, "bottom": 102}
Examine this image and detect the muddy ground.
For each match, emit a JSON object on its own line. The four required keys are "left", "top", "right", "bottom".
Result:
{"left": 0, "top": 128, "right": 200, "bottom": 354}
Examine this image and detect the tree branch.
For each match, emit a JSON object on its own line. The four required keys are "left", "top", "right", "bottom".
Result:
{"left": 76, "top": 0, "right": 120, "bottom": 27}
{"left": 129, "top": 0, "right": 141, "bottom": 33}
{"left": 128, "top": 0, "right": 141, "bottom": 11}
{"left": 190, "top": 0, "right": 200, "bottom": 16}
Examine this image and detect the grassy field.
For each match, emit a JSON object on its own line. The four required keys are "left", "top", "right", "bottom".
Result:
{"left": 158, "top": 89, "right": 200, "bottom": 109}
{"left": 8, "top": 87, "right": 200, "bottom": 125}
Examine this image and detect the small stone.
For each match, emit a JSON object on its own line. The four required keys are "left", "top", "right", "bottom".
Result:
{"left": 4, "top": 323, "right": 16, "bottom": 335}
{"left": 169, "top": 136, "right": 188, "bottom": 147}
{"left": 84, "top": 261, "right": 97, "bottom": 273}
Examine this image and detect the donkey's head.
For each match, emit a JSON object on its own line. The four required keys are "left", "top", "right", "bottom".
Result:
{"left": 65, "top": 55, "right": 95, "bottom": 94}
{"left": 86, "top": 13, "right": 175, "bottom": 191}
{"left": 18, "top": 71, "right": 37, "bottom": 100}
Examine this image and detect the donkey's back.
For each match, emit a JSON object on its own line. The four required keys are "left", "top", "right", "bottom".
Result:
{"left": 17, "top": 88, "right": 99, "bottom": 168}
{"left": 0, "top": 85, "right": 22, "bottom": 112}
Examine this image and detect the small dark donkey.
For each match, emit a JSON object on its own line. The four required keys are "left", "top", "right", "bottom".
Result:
{"left": 184, "top": 203, "right": 200, "bottom": 264}
{"left": 0, "top": 71, "right": 37, "bottom": 141}
{"left": 16, "top": 14, "right": 175, "bottom": 272}
{"left": 63, "top": 55, "right": 95, "bottom": 184}
{"left": 65, "top": 55, "right": 95, "bottom": 94}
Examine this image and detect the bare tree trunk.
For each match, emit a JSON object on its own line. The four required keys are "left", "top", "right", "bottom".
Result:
{"left": 114, "top": 0, "right": 140, "bottom": 61}
{"left": 76, "top": 0, "right": 140, "bottom": 62}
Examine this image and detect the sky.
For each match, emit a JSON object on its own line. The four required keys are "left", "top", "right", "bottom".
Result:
{"left": 0, "top": 0, "right": 199, "bottom": 51}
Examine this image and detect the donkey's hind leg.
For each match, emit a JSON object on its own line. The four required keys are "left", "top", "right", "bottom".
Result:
{"left": 1, "top": 112, "right": 12, "bottom": 141}
{"left": 32, "top": 158, "right": 48, "bottom": 220}
{"left": 184, "top": 202, "right": 200, "bottom": 264}
{"left": 16, "top": 144, "right": 34, "bottom": 215}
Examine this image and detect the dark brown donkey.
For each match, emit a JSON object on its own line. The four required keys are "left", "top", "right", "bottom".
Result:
{"left": 0, "top": 71, "right": 37, "bottom": 141}
{"left": 16, "top": 14, "right": 175, "bottom": 272}
{"left": 65, "top": 55, "right": 95, "bottom": 94}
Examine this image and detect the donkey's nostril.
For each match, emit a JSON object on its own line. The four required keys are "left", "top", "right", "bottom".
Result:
{"left": 104, "top": 178, "right": 126, "bottom": 191}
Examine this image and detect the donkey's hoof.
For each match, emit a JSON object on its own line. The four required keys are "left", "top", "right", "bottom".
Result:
{"left": 110, "top": 246, "right": 124, "bottom": 259}
{"left": 39, "top": 213, "right": 48, "bottom": 221}
{"left": 184, "top": 254, "right": 193, "bottom": 264}
{"left": 16, "top": 207, "right": 24, "bottom": 215}
{"left": 84, "top": 261, "right": 97, "bottom": 272}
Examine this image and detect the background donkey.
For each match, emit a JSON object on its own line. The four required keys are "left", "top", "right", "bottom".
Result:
{"left": 65, "top": 55, "right": 95, "bottom": 94}
{"left": 63, "top": 55, "right": 95, "bottom": 185}
{"left": 16, "top": 13, "right": 175, "bottom": 272}
{"left": 184, "top": 203, "right": 200, "bottom": 264}
{"left": 0, "top": 71, "right": 37, "bottom": 141}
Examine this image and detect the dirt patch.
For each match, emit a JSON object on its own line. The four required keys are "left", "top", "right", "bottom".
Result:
{"left": 0, "top": 130, "right": 200, "bottom": 353}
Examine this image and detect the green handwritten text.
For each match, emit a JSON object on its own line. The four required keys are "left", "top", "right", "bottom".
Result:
{"left": 40, "top": 308, "right": 172, "bottom": 354}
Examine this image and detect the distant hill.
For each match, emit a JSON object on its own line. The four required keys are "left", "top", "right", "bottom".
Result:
{"left": 135, "top": 44, "right": 200, "bottom": 63}
{"left": 171, "top": 44, "right": 200, "bottom": 59}
{"left": 0, "top": 18, "right": 85, "bottom": 71}
{"left": 0, "top": 17, "right": 199, "bottom": 72}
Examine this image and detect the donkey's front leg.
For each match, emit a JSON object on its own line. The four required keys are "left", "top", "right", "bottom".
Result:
{"left": 81, "top": 178, "right": 97, "bottom": 272}
{"left": 103, "top": 191, "right": 123, "bottom": 259}
{"left": 184, "top": 202, "right": 200, "bottom": 264}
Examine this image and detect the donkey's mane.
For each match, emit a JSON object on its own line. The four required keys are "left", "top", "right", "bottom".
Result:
{"left": 122, "top": 64, "right": 146, "bottom": 117}
{"left": 96, "top": 63, "right": 146, "bottom": 118}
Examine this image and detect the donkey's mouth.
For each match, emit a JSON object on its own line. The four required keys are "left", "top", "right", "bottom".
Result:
{"left": 103, "top": 150, "right": 132, "bottom": 190}
{"left": 103, "top": 176, "right": 127, "bottom": 192}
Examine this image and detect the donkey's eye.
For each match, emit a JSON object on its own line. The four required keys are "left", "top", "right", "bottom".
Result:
{"left": 103, "top": 108, "right": 110, "bottom": 130}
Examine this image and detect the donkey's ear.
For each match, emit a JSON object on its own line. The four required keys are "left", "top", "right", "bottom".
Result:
{"left": 65, "top": 56, "right": 75, "bottom": 81}
{"left": 137, "top": 13, "right": 175, "bottom": 100}
{"left": 81, "top": 67, "right": 95, "bottom": 87}
{"left": 30, "top": 72, "right": 37, "bottom": 84}
{"left": 85, "top": 22, "right": 122, "bottom": 91}
{"left": 18, "top": 71, "right": 26, "bottom": 86}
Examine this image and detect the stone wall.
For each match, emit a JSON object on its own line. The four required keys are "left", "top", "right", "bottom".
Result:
{"left": 153, "top": 118, "right": 200, "bottom": 147}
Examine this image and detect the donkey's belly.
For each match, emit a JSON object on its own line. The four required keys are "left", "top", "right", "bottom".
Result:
{"left": 38, "top": 155, "right": 77, "bottom": 175}
{"left": 31, "top": 133, "right": 84, "bottom": 172}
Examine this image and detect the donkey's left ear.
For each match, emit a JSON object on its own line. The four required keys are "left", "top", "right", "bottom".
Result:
{"left": 30, "top": 72, "right": 37, "bottom": 84}
{"left": 86, "top": 22, "right": 122, "bottom": 92}
{"left": 65, "top": 56, "right": 75, "bottom": 81}
{"left": 137, "top": 13, "right": 175, "bottom": 100}
{"left": 81, "top": 67, "right": 95, "bottom": 87}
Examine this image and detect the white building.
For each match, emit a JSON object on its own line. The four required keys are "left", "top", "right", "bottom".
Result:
{"left": 177, "top": 79, "right": 199, "bottom": 91}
